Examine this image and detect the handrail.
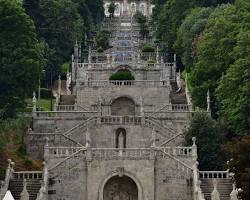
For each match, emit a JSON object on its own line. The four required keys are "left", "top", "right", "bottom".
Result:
{"left": 36, "top": 163, "right": 49, "bottom": 200}
{"left": 199, "top": 171, "right": 230, "bottom": 179}
{"left": 49, "top": 149, "right": 85, "bottom": 171}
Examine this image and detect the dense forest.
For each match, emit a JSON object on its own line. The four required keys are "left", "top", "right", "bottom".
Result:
{"left": 0, "top": 0, "right": 103, "bottom": 180}
{"left": 0, "top": 0, "right": 104, "bottom": 118}
{"left": 0, "top": 0, "right": 249, "bottom": 199}
{"left": 152, "top": 0, "right": 250, "bottom": 198}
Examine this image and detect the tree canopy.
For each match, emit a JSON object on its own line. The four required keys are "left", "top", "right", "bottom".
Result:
{"left": 0, "top": 0, "right": 45, "bottom": 118}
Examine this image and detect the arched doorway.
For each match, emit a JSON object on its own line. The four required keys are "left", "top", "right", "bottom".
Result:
{"left": 103, "top": 175, "right": 138, "bottom": 200}
{"left": 111, "top": 97, "right": 135, "bottom": 115}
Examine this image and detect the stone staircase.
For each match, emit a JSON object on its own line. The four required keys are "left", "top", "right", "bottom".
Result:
{"left": 170, "top": 81, "right": 187, "bottom": 104}
{"left": 59, "top": 95, "right": 76, "bottom": 105}
{"left": 8, "top": 172, "right": 43, "bottom": 200}
{"left": 200, "top": 178, "right": 232, "bottom": 200}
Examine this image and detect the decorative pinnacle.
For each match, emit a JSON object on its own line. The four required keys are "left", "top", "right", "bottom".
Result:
{"left": 192, "top": 137, "right": 197, "bottom": 146}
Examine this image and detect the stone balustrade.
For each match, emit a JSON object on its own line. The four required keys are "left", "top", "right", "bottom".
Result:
{"left": 145, "top": 111, "right": 191, "bottom": 119}
{"left": 91, "top": 148, "right": 155, "bottom": 160}
{"left": 44, "top": 147, "right": 194, "bottom": 160}
{"left": 158, "top": 147, "right": 193, "bottom": 157}
{"left": 199, "top": 171, "right": 230, "bottom": 179}
{"left": 13, "top": 171, "right": 43, "bottom": 180}
{"left": 100, "top": 115, "right": 142, "bottom": 125}
{"left": 55, "top": 105, "right": 75, "bottom": 111}
{"left": 171, "top": 104, "right": 190, "bottom": 111}
{"left": 33, "top": 111, "right": 99, "bottom": 119}
{"left": 45, "top": 147, "right": 85, "bottom": 158}
{"left": 77, "top": 80, "right": 169, "bottom": 88}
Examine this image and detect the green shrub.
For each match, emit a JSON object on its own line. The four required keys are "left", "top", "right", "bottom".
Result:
{"left": 142, "top": 44, "right": 155, "bottom": 52}
{"left": 109, "top": 71, "right": 135, "bottom": 80}
{"left": 147, "top": 60, "right": 156, "bottom": 64}
{"left": 40, "top": 88, "right": 52, "bottom": 99}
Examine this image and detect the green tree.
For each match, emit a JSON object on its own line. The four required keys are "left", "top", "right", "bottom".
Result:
{"left": 174, "top": 7, "right": 213, "bottom": 71}
{"left": 85, "top": 0, "right": 104, "bottom": 24}
{"left": 189, "top": 2, "right": 248, "bottom": 109}
{"left": 95, "top": 30, "right": 110, "bottom": 50}
{"left": 185, "top": 111, "right": 226, "bottom": 170}
{"left": 134, "top": 12, "right": 149, "bottom": 39}
{"left": 39, "top": 0, "right": 84, "bottom": 64}
{"left": 226, "top": 135, "right": 250, "bottom": 200}
{"left": 0, "top": 0, "right": 44, "bottom": 118}
{"left": 216, "top": 30, "right": 250, "bottom": 135}
{"left": 153, "top": 0, "right": 235, "bottom": 50}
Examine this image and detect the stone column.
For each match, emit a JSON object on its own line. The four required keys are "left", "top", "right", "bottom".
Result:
{"left": 211, "top": 179, "right": 220, "bottom": 200}
{"left": 207, "top": 89, "right": 211, "bottom": 112}
{"left": 20, "top": 179, "right": 29, "bottom": 200}
{"left": 192, "top": 137, "right": 198, "bottom": 162}
{"left": 32, "top": 92, "right": 37, "bottom": 112}
{"left": 44, "top": 137, "right": 50, "bottom": 161}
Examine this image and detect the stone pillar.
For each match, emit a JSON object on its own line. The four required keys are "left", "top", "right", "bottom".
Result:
{"left": 44, "top": 137, "right": 50, "bottom": 161}
{"left": 156, "top": 46, "right": 160, "bottom": 64}
{"left": 86, "top": 147, "right": 92, "bottom": 162}
{"left": 32, "top": 92, "right": 37, "bottom": 112}
{"left": 207, "top": 89, "right": 211, "bottom": 112}
{"left": 58, "top": 75, "right": 61, "bottom": 98}
{"left": 88, "top": 46, "right": 91, "bottom": 64}
{"left": 150, "top": 128, "right": 156, "bottom": 147}
{"left": 192, "top": 137, "right": 198, "bottom": 162}
{"left": 20, "top": 179, "right": 29, "bottom": 200}
{"left": 211, "top": 179, "right": 220, "bottom": 200}
{"left": 230, "top": 184, "right": 239, "bottom": 200}
{"left": 85, "top": 126, "right": 91, "bottom": 147}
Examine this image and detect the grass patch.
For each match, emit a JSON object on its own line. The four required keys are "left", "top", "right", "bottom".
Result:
{"left": 25, "top": 98, "right": 55, "bottom": 111}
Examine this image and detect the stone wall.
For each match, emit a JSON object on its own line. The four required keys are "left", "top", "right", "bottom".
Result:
{"left": 76, "top": 86, "right": 170, "bottom": 113}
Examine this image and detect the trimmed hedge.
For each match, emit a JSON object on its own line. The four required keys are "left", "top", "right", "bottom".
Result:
{"left": 142, "top": 44, "right": 155, "bottom": 52}
{"left": 109, "top": 71, "right": 135, "bottom": 80}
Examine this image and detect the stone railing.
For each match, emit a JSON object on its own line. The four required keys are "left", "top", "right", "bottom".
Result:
{"left": 45, "top": 147, "right": 85, "bottom": 158}
{"left": 78, "top": 63, "right": 107, "bottom": 70}
{"left": 158, "top": 147, "right": 193, "bottom": 157}
{"left": 35, "top": 163, "right": 49, "bottom": 200}
{"left": 77, "top": 80, "right": 169, "bottom": 88}
{"left": 199, "top": 171, "right": 230, "bottom": 179}
{"left": 12, "top": 171, "right": 43, "bottom": 180}
{"left": 55, "top": 105, "right": 75, "bottom": 111}
{"left": 45, "top": 147, "right": 194, "bottom": 160}
{"left": 0, "top": 160, "right": 14, "bottom": 200}
{"left": 100, "top": 115, "right": 142, "bottom": 125}
{"left": 33, "top": 111, "right": 99, "bottom": 119}
{"left": 91, "top": 148, "right": 155, "bottom": 160}
{"left": 193, "top": 163, "right": 205, "bottom": 200}
{"left": 145, "top": 111, "right": 191, "bottom": 119}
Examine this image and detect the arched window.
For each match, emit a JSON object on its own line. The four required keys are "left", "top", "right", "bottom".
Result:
{"left": 115, "top": 128, "right": 126, "bottom": 148}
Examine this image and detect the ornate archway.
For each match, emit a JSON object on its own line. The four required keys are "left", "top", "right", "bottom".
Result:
{"left": 103, "top": 175, "right": 138, "bottom": 200}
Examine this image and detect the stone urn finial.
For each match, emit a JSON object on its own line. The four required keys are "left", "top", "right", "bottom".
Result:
{"left": 211, "top": 179, "right": 220, "bottom": 200}
{"left": 20, "top": 179, "right": 29, "bottom": 200}
{"left": 230, "top": 184, "right": 239, "bottom": 200}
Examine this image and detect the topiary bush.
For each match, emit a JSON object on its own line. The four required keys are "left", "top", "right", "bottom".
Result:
{"left": 109, "top": 71, "right": 135, "bottom": 80}
{"left": 142, "top": 44, "right": 155, "bottom": 52}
